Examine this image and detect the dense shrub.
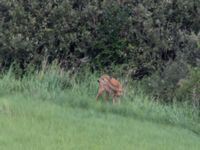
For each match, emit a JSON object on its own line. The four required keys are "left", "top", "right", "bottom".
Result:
{"left": 176, "top": 67, "right": 200, "bottom": 107}
{"left": 141, "top": 60, "right": 188, "bottom": 103}
{"left": 0, "top": 0, "right": 200, "bottom": 103}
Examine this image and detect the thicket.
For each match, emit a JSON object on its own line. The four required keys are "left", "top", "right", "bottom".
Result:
{"left": 0, "top": 0, "right": 200, "bottom": 104}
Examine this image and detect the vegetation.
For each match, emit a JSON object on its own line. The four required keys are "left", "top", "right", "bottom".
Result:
{"left": 1, "top": 0, "right": 200, "bottom": 103}
{"left": 0, "top": 68, "right": 200, "bottom": 149}
{"left": 1, "top": 98, "right": 200, "bottom": 150}
{"left": 0, "top": 67, "right": 200, "bottom": 131}
{"left": 0, "top": 0, "right": 200, "bottom": 148}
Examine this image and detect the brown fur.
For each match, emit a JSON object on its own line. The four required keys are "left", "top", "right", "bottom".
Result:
{"left": 96, "top": 74, "right": 122, "bottom": 104}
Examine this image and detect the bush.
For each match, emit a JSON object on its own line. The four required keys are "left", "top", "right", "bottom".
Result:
{"left": 0, "top": 0, "right": 199, "bottom": 73}
{"left": 141, "top": 60, "right": 188, "bottom": 102}
{"left": 1, "top": 0, "right": 200, "bottom": 104}
{"left": 176, "top": 67, "right": 200, "bottom": 107}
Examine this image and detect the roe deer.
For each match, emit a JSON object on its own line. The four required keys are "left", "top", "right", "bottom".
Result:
{"left": 96, "top": 75, "right": 122, "bottom": 104}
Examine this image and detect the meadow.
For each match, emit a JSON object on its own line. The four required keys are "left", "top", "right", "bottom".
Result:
{"left": 0, "top": 67, "right": 200, "bottom": 150}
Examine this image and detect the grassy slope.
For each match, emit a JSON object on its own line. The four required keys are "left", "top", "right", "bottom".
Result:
{"left": 0, "top": 68, "right": 199, "bottom": 150}
{"left": 0, "top": 96, "right": 200, "bottom": 150}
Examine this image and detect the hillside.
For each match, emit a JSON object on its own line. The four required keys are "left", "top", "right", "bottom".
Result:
{"left": 0, "top": 96, "right": 200, "bottom": 150}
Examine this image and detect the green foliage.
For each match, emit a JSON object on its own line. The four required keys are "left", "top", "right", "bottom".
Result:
{"left": 1, "top": 0, "right": 199, "bottom": 72}
{"left": 0, "top": 0, "right": 200, "bottom": 103}
{"left": 176, "top": 67, "right": 200, "bottom": 107}
{"left": 142, "top": 60, "right": 188, "bottom": 103}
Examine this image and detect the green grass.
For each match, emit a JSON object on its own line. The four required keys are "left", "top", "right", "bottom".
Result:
{"left": 0, "top": 97, "right": 200, "bottom": 150}
{"left": 0, "top": 67, "right": 200, "bottom": 149}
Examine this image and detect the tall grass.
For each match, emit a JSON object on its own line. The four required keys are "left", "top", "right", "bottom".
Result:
{"left": 0, "top": 65, "right": 199, "bottom": 135}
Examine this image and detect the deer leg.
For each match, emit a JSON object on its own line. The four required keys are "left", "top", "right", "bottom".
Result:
{"left": 96, "top": 87, "right": 104, "bottom": 101}
{"left": 115, "top": 92, "right": 121, "bottom": 104}
{"left": 112, "top": 94, "right": 116, "bottom": 104}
